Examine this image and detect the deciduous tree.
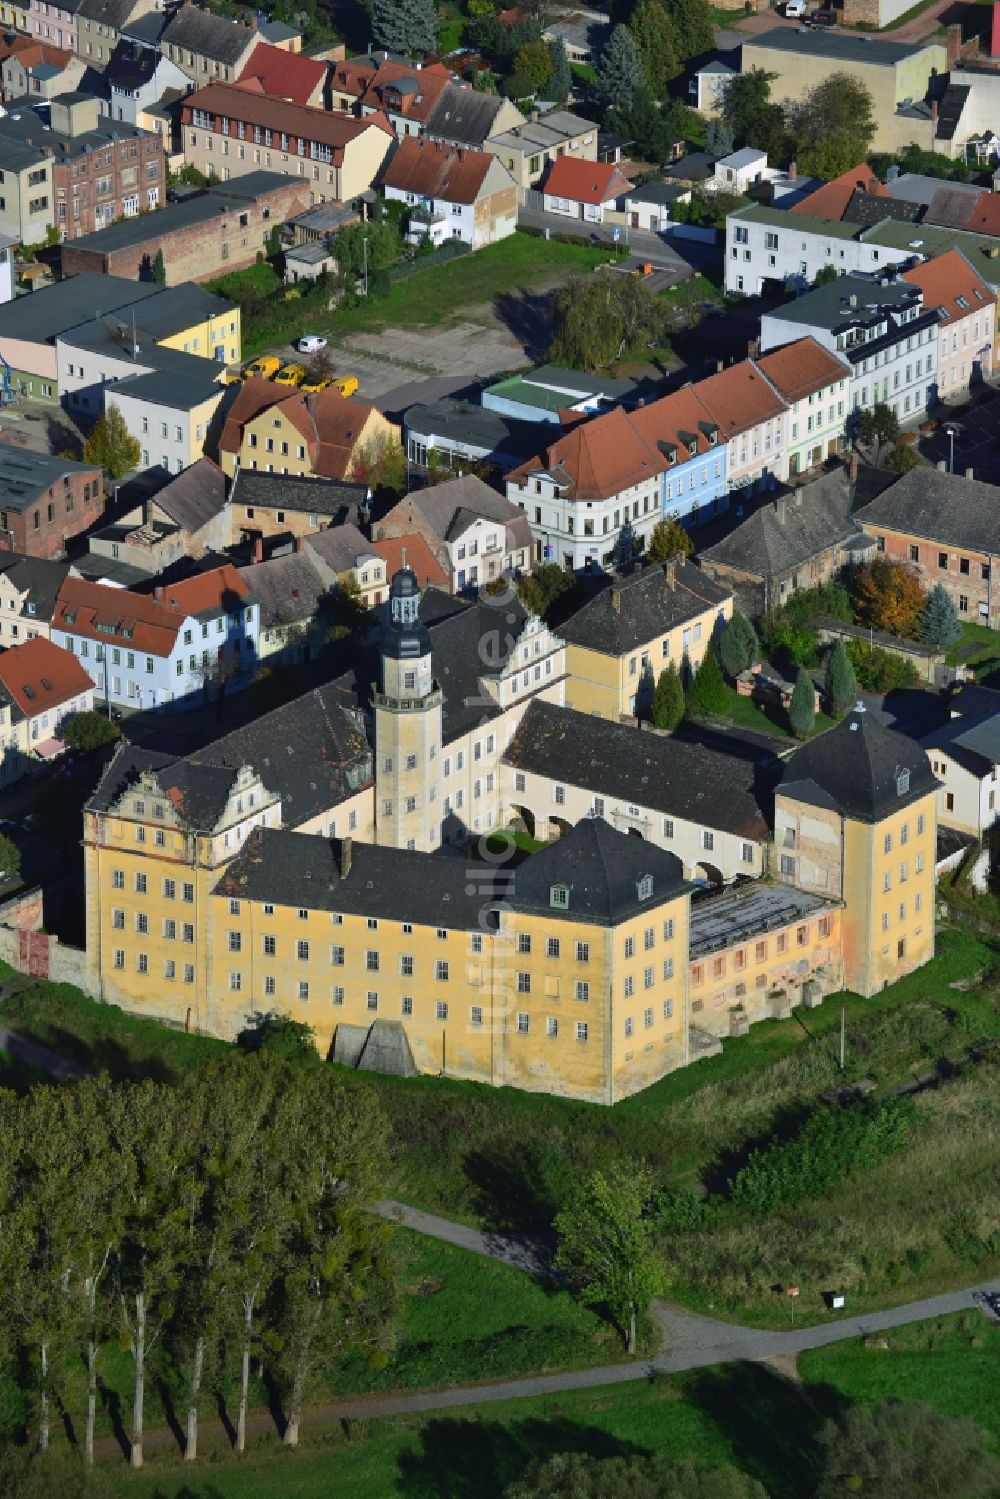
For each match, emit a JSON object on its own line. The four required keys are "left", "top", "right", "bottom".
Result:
{"left": 918, "top": 582, "right": 962, "bottom": 646}
{"left": 513, "top": 40, "right": 552, "bottom": 89}
{"left": 508, "top": 1451, "right": 769, "bottom": 1499}
{"left": 0, "top": 832, "right": 19, "bottom": 881}
{"left": 554, "top": 1163, "right": 658, "bottom": 1353}
{"left": 816, "top": 1399, "right": 1000, "bottom": 1499}
{"left": 549, "top": 272, "right": 667, "bottom": 371}
{"left": 628, "top": 0, "right": 679, "bottom": 96}
{"left": 855, "top": 401, "right": 899, "bottom": 461}
{"left": 82, "top": 406, "right": 138, "bottom": 482}
{"left": 646, "top": 517, "right": 694, "bottom": 562}
{"left": 852, "top": 556, "right": 924, "bottom": 639}
{"left": 787, "top": 74, "right": 876, "bottom": 180}
{"left": 719, "top": 68, "right": 786, "bottom": 158}
{"left": 62, "top": 711, "right": 120, "bottom": 754}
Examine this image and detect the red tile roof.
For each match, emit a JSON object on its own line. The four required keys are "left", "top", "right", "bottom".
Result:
{"left": 693, "top": 358, "right": 788, "bottom": 441}
{"left": 790, "top": 164, "right": 889, "bottom": 222}
{"left": 372, "top": 533, "right": 447, "bottom": 589}
{"left": 754, "top": 337, "right": 851, "bottom": 403}
{"left": 335, "top": 56, "right": 453, "bottom": 122}
{"left": 220, "top": 380, "right": 386, "bottom": 481}
{"left": 180, "top": 84, "right": 392, "bottom": 155}
{"left": 0, "top": 636, "right": 92, "bottom": 718}
{"left": 54, "top": 567, "right": 250, "bottom": 657}
{"left": 901, "top": 248, "right": 995, "bottom": 328}
{"left": 381, "top": 136, "right": 498, "bottom": 203}
{"left": 236, "top": 41, "right": 326, "bottom": 105}
{"left": 543, "top": 156, "right": 629, "bottom": 205}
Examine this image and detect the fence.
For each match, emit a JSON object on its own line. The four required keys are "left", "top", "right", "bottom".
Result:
{"left": 815, "top": 618, "right": 947, "bottom": 688}
{"left": 389, "top": 240, "right": 471, "bottom": 282}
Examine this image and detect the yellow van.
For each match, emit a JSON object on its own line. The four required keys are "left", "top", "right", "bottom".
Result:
{"left": 332, "top": 375, "right": 359, "bottom": 397}
{"left": 299, "top": 373, "right": 333, "bottom": 394}
{"left": 243, "top": 354, "right": 281, "bottom": 381}
{"left": 273, "top": 363, "right": 307, "bottom": 388}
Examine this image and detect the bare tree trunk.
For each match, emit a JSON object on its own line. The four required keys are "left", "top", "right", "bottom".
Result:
{"left": 282, "top": 1350, "right": 308, "bottom": 1449}
{"left": 236, "top": 1293, "right": 254, "bottom": 1456}
{"left": 185, "top": 1335, "right": 204, "bottom": 1462}
{"left": 627, "top": 1306, "right": 636, "bottom": 1357}
{"left": 38, "top": 1340, "right": 49, "bottom": 1453}
{"left": 85, "top": 1333, "right": 97, "bottom": 1465}
{"left": 131, "top": 1292, "right": 145, "bottom": 1470}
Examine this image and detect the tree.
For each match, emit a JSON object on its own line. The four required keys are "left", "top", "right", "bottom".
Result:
{"left": 333, "top": 217, "right": 400, "bottom": 280}
{"left": 554, "top": 1163, "right": 658, "bottom": 1353}
{"left": 787, "top": 74, "right": 876, "bottom": 180}
{"left": 503, "top": 70, "right": 535, "bottom": 99}
{"left": 82, "top": 406, "right": 138, "bottom": 482}
{"left": 508, "top": 1452, "right": 769, "bottom": 1499}
{"left": 884, "top": 440, "right": 925, "bottom": 474}
{"left": 305, "top": 348, "right": 335, "bottom": 384}
{"left": 646, "top": 517, "right": 693, "bottom": 563}
{"left": 789, "top": 666, "right": 816, "bottom": 738}
{"left": 664, "top": 0, "right": 713, "bottom": 66}
{"left": 370, "top": 0, "right": 437, "bottom": 55}
{"left": 816, "top": 1399, "right": 1000, "bottom": 1499}
{"left": 855, "top": 401, "right": 899, "bottom": 462}
{"left": 62, "top": 710, "right": 120, "bottom": 754}
{"left": 516, "top": 563, "right": 576, "bottom": 619}
{"left": 350, "top": 431, "right": 405, "bottom": 498}
{"left": 705, "top": 118, "right": 734, "bottom": 157}
{"left": 719, "top": 611, "right": 759, "bottom": 679}
{"left": 0, "top": 832, "right": 19, "bottom": 881}
{"left": 597, "top": 25, "right": 642, "bottom": 111}
{"left": 549, "top": 273, "right": 667, "bottom": 371}
{"left": 513, "top": 40, "right": 551, "bottom": 89}
{"left": 238, "top": 1011, "right": 320, "bottom": 1064}
{"left": 150, "top": 249, "right": 166, "bottom": 286}
{"left": 605, "top": 89, "right": 689, "bottom": 166}
{"left": 719, "top": 69, "right": 786, "bottom": 158}
{"left": 814, "top": 264, "right": 839, "bottom": 287}
{"left": 824, "top": 639, "right": 857, "bottom": 717}
{"left": 852, "top": 556, "right": 924, "bottom": 639}
{"left": 687, "top": 648, "right": 729, "bottom": 716}
{"left": 628, "top": 0, "right": 679, "bottom": 97}
{"left": 651, "top": 661, "right": 684, "bottom": 730}
{"left": 541, "top": 37, "right": 571, "bottom": 103}
{"left": 919, "top": 582, "right": 962, "bottom": 647}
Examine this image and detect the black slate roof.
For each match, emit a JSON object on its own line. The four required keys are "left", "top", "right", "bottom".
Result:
{"left": 508, "top": 816, "right": 689, "bottom": 926}
{"left": 232, "top": 469, "right": 369, "bottom": 521}
{"left": 699, "top": 469, "right": 866, "bottom": 580}
{"left": 556, "top": 560, "right": 730, "bottom": 656}
{"left": 854, "top": 468, "right": 1000, "bottom": 556}
{"left": 779, "top": 705, "right": 936, "bottom": 824}
{"left": 161, "top": 7, "right": 256, "bottom": 64}
{"left": 841, "top": 190, "right": 922, "bottom": 228}
{"left": 0, "top": 552, "right": 70, "bottom": 619}
{"left": 423, "top": 85, "right": 508, "bottom": 147}
{"left": 419, "top": 587, "right": 534, "bottom": 738}
{"left": 215, "top": 827, "right": 490, "bottom": 930}
{"left": 87, "top": 743, "right": 240, "bottom": 828}
{"left": 504, "top": 699, "right": 772, "bottom": 838}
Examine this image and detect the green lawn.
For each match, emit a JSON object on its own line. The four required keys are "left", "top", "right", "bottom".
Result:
{"left": 691, "top": 684, "right": 836, "bottom": 742}
{"left": 946, "top": 621, "right": 1000, "bottom": 678}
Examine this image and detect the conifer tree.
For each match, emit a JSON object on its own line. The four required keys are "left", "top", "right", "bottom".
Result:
{"left": 789, "top": 666, "right": 816, "bottom": 738}
{"left": 918, "top": 583, "right": 962, "bottom": 647}
{"left": 719, "top": 611, "right": 759, "bottom": 680}
{"left": 651, "top": 661, "right": 684, "bottom": 730}
{"left": 370, "top": 0, "right": 438, "bottom": 56}
{"left": 687, "top": 649, "right": 728, "bottom": 716}
{"left": 824, "top": 639, "right": 857, "bottom": 717}
{"left": 597, "top": 24, "right": 642, "bottom": 110}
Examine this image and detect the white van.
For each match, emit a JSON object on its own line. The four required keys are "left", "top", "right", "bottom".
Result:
{"left": 785, "top": 1, "right": 806, "bottom": 15}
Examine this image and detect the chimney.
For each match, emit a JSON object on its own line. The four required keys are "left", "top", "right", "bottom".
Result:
{"left": 847, "top": 450, "right": 859, "bottom": 484}
{"left": 747, "top": 337, "right": 760, "bottom": 358}
{"left": 775, "top": 495, "right": 787, "bottom": 526}
{"left": 339, "top": 837, "right": 353, "bottom": 878}
{"left": 154, "top": 585, "right": 165, "bottom": 601}
{"left": 930, "top": 97, "right": 939, "bottom": 123}
{"left": 849, "top": 293, "right": 858, "bottom": 309}
{"left": 662, "top": 556, "right": 677, "bottom": 588}
{"left": 788, "top": 159, "right": 797, "bottom": 181}
{"left": 965, "top": 467, "right": 975, "bottom": 479}
{"left": 937, "top": 459, "right": 947, "bottom": 471}
{"left": 295, "top": 534, "right": 305, "bottom": 553}
{"left": 251, "top": 534, "right": 264, "bottom": 563}
{"left": 530, "top": 109, "right": 539, "bottom": 123}
{"left": 611, "top": 588, "right": 621, "bottom": 613}
{"left": 715, "top": 358, "right": 724, "bottom": 373}
{"left": 947, "top": 21, "right": 961, "bottom": 68}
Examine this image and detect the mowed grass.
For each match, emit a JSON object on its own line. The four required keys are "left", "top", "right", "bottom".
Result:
{"left": 801, "top": 1310, "right": 1000, "bottom": 1447}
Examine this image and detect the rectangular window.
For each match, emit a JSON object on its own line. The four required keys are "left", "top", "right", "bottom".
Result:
{"left": 436, "top": 960, "right": 449, "bottom": 981}
{"left": 297, "top": 940, "right": 309, "bottom": 960}
{"left": 576, "top": 1022, "right": 588, "bottom": 1042}
{"left": 436, "top": 1001, "right": 448, "bottom": 1021}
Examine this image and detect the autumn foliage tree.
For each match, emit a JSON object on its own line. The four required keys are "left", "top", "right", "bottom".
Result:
{"left": 851, "top": 557, "right": 925, "bottom": 639}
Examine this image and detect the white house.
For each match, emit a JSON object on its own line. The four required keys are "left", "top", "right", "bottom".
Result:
{"left": 0, "top": 634, "right": 95, "bottom": 782}
{"left": 923, "top": 713, "right": 1000, "bottom": 839}
{"left": 710, "top": 147, "right": 770, "bottom": 195}
{"left": 51, "top": 566, "right": 260, "bottom": 712}
{"left": 542, "top": 157, "right": 631, "bottom": 223}
{"left": 380, "top": 136, "right": 517, "bottom": 250}
{"left": 103, "top": 45, "right": 191, "bottom": 128}
{"left": 105, "top": 370, "right": 226, "bottom": 477}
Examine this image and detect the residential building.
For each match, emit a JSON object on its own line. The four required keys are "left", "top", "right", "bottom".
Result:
{"left": 1, "top": 40, "right": 84, "bottom": 98}
{"left": 404, "top": 399, "right": 550, "bottom": 477}
{"left": 0, "top": 634, "right": 94, "bottom": 781}
{"left": 81, "top": 512, "right": 186, "bottom": 585}
{"left": 541, "top": 156, "right": 630, "bottom": 223}
{"left": 100, "top": 41, "right": 196, "bottom": 126}
{"left": 688, "top": 883, "right": 843, "bottom": 1038}
{"left": 482, "top": 364, "right": 639, "bottom": 426}
{"left": 504, "top": 698, "right": 769, "bottom": 881}
{"left": 106, "top": 369, "right": 226, "bottom": 477}
{"left": 506, "top": 387, "right": 729, "bottom": 570}
{"left": 218, "top": 381, "right": 397, "bottom": 483}
{"left": 144, "top": 459, "right": 229, "bottom": 558}
{"left": 688, "top": 52, "right": 737, "bottom": 117}
{"left": 0, "top": 445, "right": 104, "bottom": 558}
{"left": 710, "top": 147, "right": 770, "bottom": 196}
{"left": 774, "top": 704, "right": 937, "bottom": 995}
{"left": 52, "top": 565, "right": 260, "bottom": 710}
{"left": 557, "top": 558, "right": 733, "bottom": 720}
{"left": 381, "top": 137, "right": 517, "bottom": 249}
{"left": 853, "top": 468, "right": 1000, "bottom": 628}
{"left": 694, "top": 357, "right": 790, "bottom": 496}
{"left": 369, "top": 533, "right": 446, "bottom": 593}
{"left": 754, "top": 337, "right": 851, "bottom": 477}
{"left": 375, "top": 473, "right": 533, "bottom": 592}
{"left": 76, "top": 0, "right": 156, "bottom": 67}
{"left": 181, "top": 83, "right": 394, "bottom": 201}
{"left": 923, "top": 713, "right": 1000, "bottom": 839}
{"left": 0, "top": 271, "right": 158, "bottom": 400}
{"left": 239, "top": 548, "right": 329, "bottom": 662}
{"left": 485, "top": 109, "right": 598, "bottom": 195}
{"left": 739, "top": 31, "right": 947, "bottom": 152}
{"left": 901, "top": 247, "right": 996, "bottom": 401}
{"left": 28, "top": 0, "right": 82, "bottom": 55}
{"left": 0, "top": 552, "right": 70, "bottom": 643}
{"left": 330, "top": 54, "right": 521, "bottom": 147}
{"left": 160, "top": 4, "right": 262, "bottom": 85}
{"left": 698, "top": 465, "right": 875, "bottom": 616}
{"left": 227, "top": 468, "right": 370, "bottom": 545}
{"left": 760, "top": 274, "right": 937, "bottom": 423}
{"left": 789, "top": 163, "right": 891, "bottom": 223}
{"left": 235, "top": 40, "right": 326, "bottom": 107}
{"left": 623, "top": 180, "right": 687, "bottom": 232}
{"left": 0, "top": 0, "right": 30, "bottom": 36}
{"left": 0, "top": 93, "right": 165, "bottom": 244}
{"left": 0, "top": 236, "right": 16, "bottom": 309}
{"left": 302, "top": 522, "right": 388, "bottom": 608}
{"left": 61, "top": 174, "right": 308, "bottom": 285}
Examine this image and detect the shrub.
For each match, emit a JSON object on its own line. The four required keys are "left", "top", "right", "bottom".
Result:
{"left": 719, "top": 611, "right": 759, "bottom": 679}
{"left": 845, "top": 639, "right": 919, "bottom": 693}
{"left": 62, "top": 710, "right": 121, "bottom": 753}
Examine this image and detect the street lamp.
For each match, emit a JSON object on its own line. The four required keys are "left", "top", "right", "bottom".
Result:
{"left": 945, "top": 424, "right": 958, "bottom": 475}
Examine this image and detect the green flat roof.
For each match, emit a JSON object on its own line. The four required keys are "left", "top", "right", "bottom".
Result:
{"left": 731, "top": 203, "right": 859, "bottom": 239}
{"left": 485, "top": 376, "right": 573, "bottom": 412}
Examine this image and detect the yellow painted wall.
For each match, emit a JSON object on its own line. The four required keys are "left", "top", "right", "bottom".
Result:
{"left": 158, "top": 307, "right": 241, "bottom": 368}
{"left": 689, "top": 905, "right": 842, "bottom": 1037}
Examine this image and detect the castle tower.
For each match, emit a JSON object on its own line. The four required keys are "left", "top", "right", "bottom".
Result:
{"left": 373, "top": 563, "right": 443, "bottom": 852}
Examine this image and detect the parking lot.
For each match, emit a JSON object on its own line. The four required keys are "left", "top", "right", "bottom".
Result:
{"left": 918, "top": 393, "right": 1000, "bottom": 484}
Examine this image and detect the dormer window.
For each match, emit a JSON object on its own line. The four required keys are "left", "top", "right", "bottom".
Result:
{"left": 550, "top": 883, "right": 569, "bottom": 909}
{"left": 896, "top": 768, "right": 910, "bottom": 796}
{"left": 637, "top": 874, "right": 653, "bottom": 901}
{"left": 687, "top": 441, "right": 697, "bottom": 458}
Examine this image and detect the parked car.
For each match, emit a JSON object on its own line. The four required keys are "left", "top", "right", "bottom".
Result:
{"left": 785, "top": 1, "right": 806, "bottom": 15}
{"left": 273, "top": 363, "right": 307, "bottom": 388}
{"left": 296, "top": 333, "right": 328, "bottom": 353}
{"left": 300, "top": 373, "right": 333, "bottom": 394}
{"left": 331, "top": 375, "right": 359, "bottom": 397}
{"left": 809, "top": 8, "right": 837, "bottom": 24}
{"left": 243, "top": 355, "right": 281, "bottom": 381}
